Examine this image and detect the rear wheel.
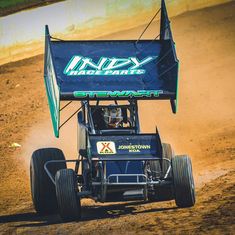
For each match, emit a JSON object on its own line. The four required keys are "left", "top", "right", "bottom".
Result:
{"left": 148, "top": 143, "right": 174, "bottom": 201}
{"left": 162, "top": 143, "right": 174, "bottom": 178}
{"left": 172, "top": 155, "right": 196, "bottom": 207}
{"left": 55, "top": 169, "right": 81, "bottom": 221}
{"left": 30, "top": 148, "right": 66, "bottom": 214}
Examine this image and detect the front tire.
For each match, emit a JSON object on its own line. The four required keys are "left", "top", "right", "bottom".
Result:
{"left": 30, "top": 148, "right": 66, "bottom": 214}
{"left": 172, "top": 155, "right": 196, "bottom": 208}
{"left": 55, "top": 169, "right": 81, "bottom": 221}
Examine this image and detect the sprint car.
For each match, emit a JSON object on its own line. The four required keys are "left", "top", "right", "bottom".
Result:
{"left": 30, "top": 0, "right": 195, "bottom": 221}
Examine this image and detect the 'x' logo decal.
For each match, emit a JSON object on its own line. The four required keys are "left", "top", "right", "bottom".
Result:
{"left": 100, "top": 143, "right": 113, "bottom": 153}
{"left": 97, "top": 141, "right": 116, "bottom": 154}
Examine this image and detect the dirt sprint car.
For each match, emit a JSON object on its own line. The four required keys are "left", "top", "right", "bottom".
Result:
{"left": 30, "top": 0, "right": 195, "bottom": 221}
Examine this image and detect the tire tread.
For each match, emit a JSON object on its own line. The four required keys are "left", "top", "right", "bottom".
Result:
{"left": 55, "top": 169, "right": 81, "bottom": 221}
{"left": 30, "top": 148, "right": 66, "bottom": 214}
{"left": 172, "top": 155, "right": 196, "bottom": 208}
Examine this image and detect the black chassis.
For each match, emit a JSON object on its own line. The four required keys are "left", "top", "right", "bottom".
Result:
{"left": 44, "top": 100, "right": 172, "bottom": 202}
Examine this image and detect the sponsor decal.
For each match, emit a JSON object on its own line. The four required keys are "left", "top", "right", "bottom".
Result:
{"left": 97, "top": 141, "right": 116, "bottom": 154}
{"left": 64, "top": 55, "right": 157, "bottom": 76}
{"left": 73, "top": 90, "right": 163, "bottom": 98}
{"left": 118, "top": 144, "right": 151, "bottom": 153}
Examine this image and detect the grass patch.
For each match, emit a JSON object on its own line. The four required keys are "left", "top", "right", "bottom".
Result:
{"left": 0, "top": 0, "right": 64, "bottom": 16}
{"left": 0, "top": 0, "right": 37, "bottom": 9}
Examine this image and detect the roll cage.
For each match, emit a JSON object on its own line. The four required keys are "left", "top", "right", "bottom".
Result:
{"left": 78, "top": 100, "right": 140, "bottom": 135}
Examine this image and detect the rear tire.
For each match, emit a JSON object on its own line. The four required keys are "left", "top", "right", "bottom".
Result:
{"left": 172, "top": 155, "right": 196, "bottom": 208}
{"left": 148, "top": 155, "right": 161, "bottom": 201}
{"left": 55, "top": 169, "right": 81, "bottom": 221}
{"left": 148, "top": 143, "right": 174, "bottom": 201}
{"left": 162, "top": 143, "right": 174, "bottom": 178}
{"left": 30, "top": 148, "right": 66, "bottom": 214}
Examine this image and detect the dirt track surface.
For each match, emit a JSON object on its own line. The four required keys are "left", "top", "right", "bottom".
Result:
{"left": 0, "top": 2, "right": 235, "bottom": 234}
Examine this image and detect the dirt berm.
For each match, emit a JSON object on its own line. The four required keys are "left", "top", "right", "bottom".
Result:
{"left": 0, "top": 2, "right": 234, "bottom": 234}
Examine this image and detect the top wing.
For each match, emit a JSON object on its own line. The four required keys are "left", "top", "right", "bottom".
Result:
{"left": 44, "top": 0, "right": 179, "bottom": 137}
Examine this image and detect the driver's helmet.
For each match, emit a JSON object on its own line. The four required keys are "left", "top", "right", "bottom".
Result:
{"left": 103, "top": 105, "right": 123, "bottom": 128}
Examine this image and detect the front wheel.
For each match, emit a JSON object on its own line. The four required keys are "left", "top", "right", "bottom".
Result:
{"left": 55, "top": 169, "right": 81, "bottom": 221}
{"left": 172, "top": 155, "right": 196, "bottom": 208}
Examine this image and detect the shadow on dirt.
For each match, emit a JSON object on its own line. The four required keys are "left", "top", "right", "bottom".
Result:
{"left": 81, "top": 201, "right": 177, "bottom": 221}
{"left": 0, "top": 212, "right": 60, "bottom": 226}
{"left": 0, "top": 201, "right": 177, "bottom": 228}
